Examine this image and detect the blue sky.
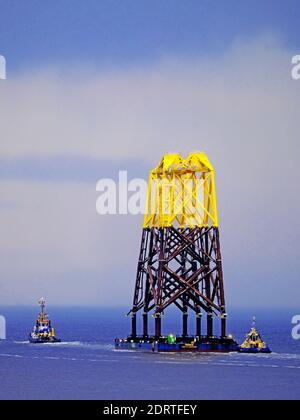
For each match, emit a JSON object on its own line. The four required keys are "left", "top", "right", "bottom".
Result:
{"left": 0, "top": 1, "right": 299, "bottom": 309}
{"left": 0, "top": 0, "right": 300, "bottom": 72}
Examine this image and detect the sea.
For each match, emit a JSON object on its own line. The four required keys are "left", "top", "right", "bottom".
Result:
{"left": 0, "top": 307, "right": 299, "bottom": 400}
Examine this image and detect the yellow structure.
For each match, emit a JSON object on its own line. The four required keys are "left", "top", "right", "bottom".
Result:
{"left": 240, "top": 320, "right": 268, "bottom": 350}
{"left": 144, "top": 152, "right": 218, "bottom": 229}
{"left": 38, "top": 311, "right": 47, "bottom": 323}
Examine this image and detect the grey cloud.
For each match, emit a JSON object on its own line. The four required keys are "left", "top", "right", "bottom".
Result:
{"left": 0, "top": 156, "right": 147, "bottom": 182}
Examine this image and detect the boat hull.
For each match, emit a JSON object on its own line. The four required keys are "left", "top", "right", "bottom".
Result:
{"left": 238, "top": 347, "right": 272, "bottom": 354}
{"left": 28, "top": 334, "right": 61, "bottom": 344}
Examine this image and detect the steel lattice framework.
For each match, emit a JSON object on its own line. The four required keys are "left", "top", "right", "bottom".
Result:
{"left": 129, "top": 153, "right": 228, "bottom": 339}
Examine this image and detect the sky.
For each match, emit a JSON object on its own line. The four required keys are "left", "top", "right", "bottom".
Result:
{"left": 0, "top": 1, "right": 300, "bottom": 310}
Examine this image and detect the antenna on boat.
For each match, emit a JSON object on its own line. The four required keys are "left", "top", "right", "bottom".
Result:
{"left": 38, "top": 297, "right": 46, "bottom": 314}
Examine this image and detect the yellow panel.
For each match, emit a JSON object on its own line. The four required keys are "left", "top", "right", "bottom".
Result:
{"left": 143, "top": 152, "right": 218, "bottom": 228}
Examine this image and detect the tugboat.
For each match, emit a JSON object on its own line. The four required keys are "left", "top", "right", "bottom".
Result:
{"left": 28, "top": 298, "right": 61, "bottom": 343}
{"left": 239, "top": 317, "right": 271, "bottom": 354}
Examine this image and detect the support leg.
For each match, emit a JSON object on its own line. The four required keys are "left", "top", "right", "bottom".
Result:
{"left": 196, "top": 311, "right": 202, "bottom": 337}
{"left": 131, "top": 312, "right": 137, "bottom": 338}
{"left": 143, "top": 312, "right": 148, "bottom": 337}
{"left": 221, "top": 313, "right": 227, "bottom": 338}
{"left": 207, "top": 313, "right": 213, "bottom": 337}
{"left": 183, "top": 310, "right": 188, "bottom": 337}
{"left": 155, "top": 314, "right": 161, "bottom": 339}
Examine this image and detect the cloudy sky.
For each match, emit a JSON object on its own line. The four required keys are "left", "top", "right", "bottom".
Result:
{"left": 0, "top": 0, "right": 299, "bottom": 309}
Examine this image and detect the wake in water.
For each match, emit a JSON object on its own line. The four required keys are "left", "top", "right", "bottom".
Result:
{"left": 14, "top": 340, "right": 82, "bottom": 346}
{"left": 14, "top": 340, "right": 114, "bottom": 351}
{"left": 0, "top": 340, "right": 298, "bottom": 374}
{"left": 7, "top": 340, "right": 300, "bottom": 370}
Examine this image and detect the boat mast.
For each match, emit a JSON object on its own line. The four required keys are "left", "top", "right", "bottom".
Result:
{"left": 38, "top": 297, "right": 46, "bottom": 315}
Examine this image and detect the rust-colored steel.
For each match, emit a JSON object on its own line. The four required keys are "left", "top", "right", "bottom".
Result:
{"left": 129, "top": 226, "right": 227, "bottom": 338}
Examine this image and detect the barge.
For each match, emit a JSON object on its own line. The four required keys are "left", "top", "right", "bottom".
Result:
{"left": 115, "top": 334, "right": 239, "bottom": 353}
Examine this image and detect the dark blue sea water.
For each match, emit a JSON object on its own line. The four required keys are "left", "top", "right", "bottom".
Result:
{"left": 0, "top": 307, "right": 299, "bottom": 400}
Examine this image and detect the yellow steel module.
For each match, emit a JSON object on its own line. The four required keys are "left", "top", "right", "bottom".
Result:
{"left": 143, "top": 152, "right": 218, "bottom": 229}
